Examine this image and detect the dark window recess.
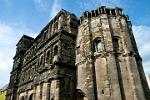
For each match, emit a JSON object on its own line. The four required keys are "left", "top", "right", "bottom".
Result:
{"left": 113, "top": 38, "right": 119, "bottom": 52}
{"left": 72, "top": 18, "right": 77, "bottom": 22}
{"left": 29, "top": 94, "right": 34, "bottom": 100}
{"left": 101, "top": 90, "right": 105, "bottom": 94}
{"left": 54, "top": 46, "right": 58, "bottom": 56}
{"left": 76, "top": 46, "right": 80, "bottom": 55}
{"left": 95, "top": 40, "right": 103, "bottom": 52}
{"left": 70, "top": 22, "right": 77, "bottom": 28}
{"left": 129, "top": 51, "right": 134, "bottom": 56}
{"left": 46, "top": 51, "right": 50, "bottom": 61}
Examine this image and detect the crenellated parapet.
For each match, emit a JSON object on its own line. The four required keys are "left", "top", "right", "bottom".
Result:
{"left": 78, "top": 6, "right": 129, "bottom": 25}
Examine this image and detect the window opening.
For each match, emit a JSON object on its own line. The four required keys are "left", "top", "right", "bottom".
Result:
{"left": 46, "top": 51, "right": 50, "bottom": 61}
{"left": 95, "top": 40, "right": 103, "bottom": 52}
{"left": 54, "top": 46, "right": 58, "bottom": 56}
{"left": 76, "top": 46, "right": 80, "bottom": 55}
{"left": 29, "top": 94, "right": 34, "bottom": 100}
{"left": 113, "top": 37, "right": 119, "bottom": 52}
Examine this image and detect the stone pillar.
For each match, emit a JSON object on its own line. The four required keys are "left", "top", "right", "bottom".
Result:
{"left": 125, "top": 56, "right": 146, "bottom": 100}
{"left": 106, "top": 54, "right": 122, "bottom": 100}
{"left": 42, "top": 82, "right": 50, "bottom": 100}
{"left": 50, "top": 80, "right": 60, "bottom": 100}
{"left": 35, "top": 85, "right": 41, "bottom": 100}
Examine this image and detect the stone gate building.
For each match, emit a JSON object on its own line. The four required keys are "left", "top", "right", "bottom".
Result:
{"left": 6, "top": 6, "right": 150, "bottom": 100}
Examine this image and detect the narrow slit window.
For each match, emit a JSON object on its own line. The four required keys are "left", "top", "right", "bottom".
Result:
{"left": 76, "top": 46, "right": 80, "bottom": 55}
{"left": 46, "top": 51, "right": 50, "bottom": 61}
{"left": 101, "top": 90, "right": 104, "bottom": 94}
{"left": 29, "top": 94, "right": 34, "bottom": 100}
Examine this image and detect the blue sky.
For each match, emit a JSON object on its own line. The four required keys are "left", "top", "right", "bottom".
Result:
{"left": 0, "top": 0, "right": 150, "bottom": 89}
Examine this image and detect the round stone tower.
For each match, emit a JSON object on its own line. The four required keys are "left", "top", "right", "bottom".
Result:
{"left": 76, "top": 6, "right": 149, "bottom": 100}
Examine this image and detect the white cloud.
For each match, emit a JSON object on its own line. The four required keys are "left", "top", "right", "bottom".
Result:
{"left": 133, "top": 25, "right": 150, "bottom": 75}
{"left": 0, "top": 22, "right": 36, "bottom": 88}
{"left": 0, "top": 52, "right": 13, "bottom": 70}
{"left": 50, "top": 0, "right": 61, "bottom": 19}
{"left": 144, "top": 61, "right": 150, "bottom": 74}
{"left": 133, "top": 25, "right": 150, "bottom": 57}
{"left": 0, "top": 22, "right": 36, "bottom": 71}
{"left": 0, "top": 23, "right": 14, "bottom": 71}
{"left": 33, "top": 0, "right": 47, "bottom": 11}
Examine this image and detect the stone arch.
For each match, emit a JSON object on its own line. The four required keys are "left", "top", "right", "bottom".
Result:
{"left": 28, "top": 93, "right": 34, "bottom": 100}
{"left": 54, "top": 45, "right": 58, "bottom": 56}
{"left": 46, "top": 50, "right": 50, "bottom": 61}
{"left": 20, "top": 96, "right": 25, "bottom": 100}
{"left": 112, "top": 36, "right": 120, "bottom": 52}
{"left": 53, "top": 45, "right": 59, "bottom": 63}
{"left": 76, "top": 89, "right": 88, "bottom": 100}
{"left": 50, "top": 94, "right": 55, "bottom": 100}
{"left": 39, "top": 55, "right": 44, "bottom": 65}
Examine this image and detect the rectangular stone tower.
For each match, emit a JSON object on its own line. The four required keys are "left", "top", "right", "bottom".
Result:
{"left": 6, "top": 9, "right": 78, "bottom": 100}
{"left": 76, "top": 6, "right": 150, "bottom": 100}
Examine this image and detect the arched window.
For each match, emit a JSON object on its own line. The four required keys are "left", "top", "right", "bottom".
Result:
{"left": 46, "top": 51, "right": 50, "bottom": 61}
{"left": 54, "top": 46, "right": 58, "bottom": 56}
{"left": 54, "top": 21, "right": 58, "bottom": 32}
{"left": 40, "top": 55, "right": 44, "bottom": 65}
{"left": 94, "top": 38, "right": 103, "bottom": 52}
{"left": 29, "top": 94, "right": 34, "bottom": 100}
{"left": 113, "top": 37, "right": 119, "bottom": 52}
{"left": 95, "top": 40, "right": 103, "bottom": 52}
{"left": 51, "top": 98, "right": 54, "bottom": 100}
{"left": 76, "top": 89, "right": 88, "bottom": 100}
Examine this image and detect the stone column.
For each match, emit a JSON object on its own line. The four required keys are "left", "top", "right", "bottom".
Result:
{"left": 50, "top": 80, "right": 60, "bottom": 100}
{"left": 106, "top": 54, "right": 122, "bottom": 100}
{"left": 35, "top": 85, "right": 41, "bottom": 100}
{"left": 42, "top": 82, "right": 50, "bottom": 100}
{"left": 125, "top": 56, "right": 146, "bottom": 100}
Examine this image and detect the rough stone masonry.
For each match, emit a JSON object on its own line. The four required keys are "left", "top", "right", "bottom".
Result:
{"left": 6, "top": 6, "right": 150, "bottom": 100}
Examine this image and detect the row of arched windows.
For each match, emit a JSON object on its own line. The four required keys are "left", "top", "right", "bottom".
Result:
{"left": 39, "top": 45, "right": 58, "bottom": 65}
{"left": 76, "top": 38, "right": 104, "bottom": 55}
{"left": 76, "top": 37, "right": 120, "bottom": 55}
{"left": 20, "top": 94, "right": 33, "bottom": 100}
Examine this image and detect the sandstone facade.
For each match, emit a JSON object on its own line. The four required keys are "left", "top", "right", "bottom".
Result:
{"left": 6, "top": 6, "right": 150, "bottom": 100}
